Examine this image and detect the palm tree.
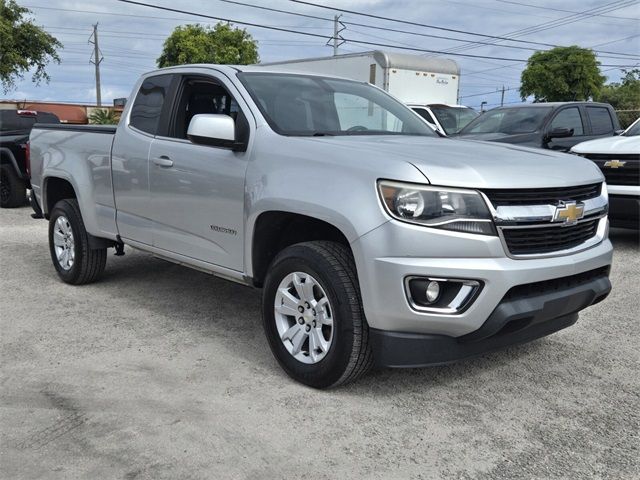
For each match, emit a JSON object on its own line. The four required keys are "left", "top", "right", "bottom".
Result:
{"left": 88, "top": 108, "right": 120, "bottom": 125}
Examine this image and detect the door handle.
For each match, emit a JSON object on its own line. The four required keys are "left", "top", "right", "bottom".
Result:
{"left": 152, "top": 156, "right": 173, "bottom": 168}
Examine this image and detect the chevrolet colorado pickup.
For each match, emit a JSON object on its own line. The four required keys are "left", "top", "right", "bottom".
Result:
{"left": 30, "top": 65, "right": 613, "bottom": 388}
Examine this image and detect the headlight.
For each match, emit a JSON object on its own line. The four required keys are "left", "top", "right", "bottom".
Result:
{"left": 377, "top": 180, "right": 496, "bottom": 235}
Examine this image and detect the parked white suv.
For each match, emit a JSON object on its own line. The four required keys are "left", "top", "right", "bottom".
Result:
{"left": 572, "top": 117, "right": 640, "bottom": 229}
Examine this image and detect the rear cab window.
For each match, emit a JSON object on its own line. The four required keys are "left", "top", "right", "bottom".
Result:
{"left": 587, "top": 106, "right": 614, "bottom": 135}
{"left": 129, "top": 74, "right": 173, "bottom": 135}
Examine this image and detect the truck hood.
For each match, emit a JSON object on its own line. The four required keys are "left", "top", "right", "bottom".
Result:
{"left": 303, "top": 135, "right": 604, "bottom": 189}
{"left": 571, "top": 134, "right": 640, "bottom": 155}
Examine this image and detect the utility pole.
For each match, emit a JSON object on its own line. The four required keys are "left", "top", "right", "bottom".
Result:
{"left": 89, "top": 24, "right": 103, "bottom": 107}
{"left": 333, "top": 14, "right": 343, "bottom": 56}
{"left": 500, "top": 85, "right": 506, "bottom": 107}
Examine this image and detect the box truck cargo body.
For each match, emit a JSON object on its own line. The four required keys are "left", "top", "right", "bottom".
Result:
{"left": 260, "top": 50, "right": 461, "bottom": 105}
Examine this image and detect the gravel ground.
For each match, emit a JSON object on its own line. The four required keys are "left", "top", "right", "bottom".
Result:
{"left": 1, "top": 205, "right": 638, "bottom": 479}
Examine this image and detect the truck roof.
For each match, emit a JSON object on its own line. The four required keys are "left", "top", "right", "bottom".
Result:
{"left": 494, "top": 102, "right": 614, "bottom": 109}
{"left": 139, "top": 63, "right": 377, "bottom": 82}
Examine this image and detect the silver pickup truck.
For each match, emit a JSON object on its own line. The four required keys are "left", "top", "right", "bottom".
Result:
{"left": 30, "top": 65, "right": 613, "bottom": 388}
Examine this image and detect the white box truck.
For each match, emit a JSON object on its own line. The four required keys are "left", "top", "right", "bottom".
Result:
{"left": 260, "top": 50, "right": 460, "bottom": 105}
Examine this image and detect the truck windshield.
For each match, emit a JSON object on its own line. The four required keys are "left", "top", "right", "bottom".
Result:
{"left": 623, "top": 119, "right": 640, "bottom": 136}
{"left": 238, "top": 72, "right": 437, "bottom": 137}
{"left": 429, "top": 106, "right": 478, "bottom": 134}
{"left": 461, "top": 107, "right": 552, "bottom": 134}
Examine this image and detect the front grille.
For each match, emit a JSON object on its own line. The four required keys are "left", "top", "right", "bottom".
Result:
{"left": 582, "top": 153, "right": 640, "bottom": 187}
{"left": 483, "top": 183, "right": 601, "bottom": 207}
{"left": 502, "top": 219, "right": 599, "bottom": 255}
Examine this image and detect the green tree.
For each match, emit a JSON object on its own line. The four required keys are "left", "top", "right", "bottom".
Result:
{"left": 520, "top": 46, "right": 605, "bottom": 102}
{"left": 157, "top": 23, "right": 259, "bottom": 67}
{"left": 596, "top": 69, "right": 640, "bottom": 128}
{"left": 89, "top": 108, "right": 120, "bottom": 125}
{"left": 0, "top": 0, "right": 62, "bottom": 92}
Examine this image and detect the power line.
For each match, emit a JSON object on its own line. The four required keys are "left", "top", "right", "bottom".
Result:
{"left": 493, "top": 0, "right": 640, "bottom": 21}
{"left": 443, "top": 0, "right": 638, "bottom": 54}
{"left": 209, "top": 0, "right": 636, "bottom": 58}
{"left": 460, "top": 87, "right": 515, "bottom": 99}
{"left": 591, "top": 34, "right": 640, "bottom": 48}
{"left": 113, "top": 0, "right": 639, "bottom": 68}
{"left": 461, "top": 32, "right": 640, "bottom": 80}
{"left": 287, "top": 0, "right": 557, "bottom": 47}
{"left": 30, "top": 2, "right": 640, "bottom": 61}
{"left": 181, "top": 0, "right": 640, "bottom": 59}
{"left": 287, "top": 0, "right": 639, "bottom": 58}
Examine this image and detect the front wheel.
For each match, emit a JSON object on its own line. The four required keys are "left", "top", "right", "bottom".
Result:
{"left": 48, "top": 199, "right": 107, "bottom": 284}
{"left": 262, "top": 241, "right": 373, "bottom": 388}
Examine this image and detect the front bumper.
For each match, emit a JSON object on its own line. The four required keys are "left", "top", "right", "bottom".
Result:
{"left": 370, "top": 266, "right": 610, "bottom": 367}
{"left": 352, "top": 219, "right": 613, "bottom": 338}
{"left": 609, "top": 194, "right": 639, "bottom": 229}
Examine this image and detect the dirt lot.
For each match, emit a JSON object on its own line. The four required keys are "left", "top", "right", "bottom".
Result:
{"left": 1, "top": 205, "right": 638, "bottom": 479}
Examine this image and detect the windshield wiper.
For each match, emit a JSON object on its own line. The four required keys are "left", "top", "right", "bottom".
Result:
{"left": 311, "top": 131, "right": 335, "bottom": 136}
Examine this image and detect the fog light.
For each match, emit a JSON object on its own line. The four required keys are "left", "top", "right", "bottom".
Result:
{"left": 425, "top": 281, "right": 440, "bottom": 303}
{"left": 406, "top": 277, "right": 482, "bottom": 314}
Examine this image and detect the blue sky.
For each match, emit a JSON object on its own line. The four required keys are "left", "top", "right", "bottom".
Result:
{"left": 6, "top": 0, "right": 640, "bottom": 109}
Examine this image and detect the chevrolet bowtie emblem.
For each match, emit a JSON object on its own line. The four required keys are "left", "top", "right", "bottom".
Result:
{"left": 553, "top": 202, "right": 585, "bottom": 226}
{"left": 603, "top": 159, "right": 626, "bottom": 168}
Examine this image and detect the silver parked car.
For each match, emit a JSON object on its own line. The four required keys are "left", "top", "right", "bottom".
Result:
{"left": 29, "top": 65, "right": 612, "bottom": 388}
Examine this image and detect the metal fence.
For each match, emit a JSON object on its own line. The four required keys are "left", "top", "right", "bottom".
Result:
{"left": 615, "top": 109, "right": 640, "bottom": 129}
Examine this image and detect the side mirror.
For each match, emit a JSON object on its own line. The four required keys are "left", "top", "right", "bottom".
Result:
{"left": 187, "top": 114, "right": 237, "bottom": 149}
{"left": 547, "top": 127, "right": 574, "bottom": 139}
{"left": 614, "top": 129, "right": 625, "bottom": 136}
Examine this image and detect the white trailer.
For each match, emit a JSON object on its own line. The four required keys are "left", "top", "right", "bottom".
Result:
{"left": 260, "top": 50, "right": 460, "bottom": 105}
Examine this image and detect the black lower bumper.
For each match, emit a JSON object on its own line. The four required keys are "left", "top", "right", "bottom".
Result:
{"left": 609, "top": 194, "right": 639, "bottom": 229}
{"left": 371, "top": 267, "right": 611, "bottom": 368}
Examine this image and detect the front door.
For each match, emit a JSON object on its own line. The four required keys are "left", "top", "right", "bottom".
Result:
{"left": 545, "top": 106, "right": 587, "bottom": 151}
{"left": 147, "top": 73, "right": 250, "bottom": 271}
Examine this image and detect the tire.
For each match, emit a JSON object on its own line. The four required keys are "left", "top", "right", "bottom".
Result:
{"left": 262, "top": 241, "right": 373, "bottom": 388}
{"left": 48, "top": 199, "right": 107, "bottom": 285}
{"left": 0, "top": 164, "right": 27, "bottom": 208}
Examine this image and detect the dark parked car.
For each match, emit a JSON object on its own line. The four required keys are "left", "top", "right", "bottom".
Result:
{"left": 456, "top": 102, "right": 621, "bottom": 152}
{"left": 0, "top": 109, "right": 60, "bottom": 208}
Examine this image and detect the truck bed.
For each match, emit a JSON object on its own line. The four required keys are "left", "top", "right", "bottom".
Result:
{"left": 30, "top": 123, "right": 118, "bottom": 240}
{"left": 33, "top": 123, "right": 118, "bottom": 134}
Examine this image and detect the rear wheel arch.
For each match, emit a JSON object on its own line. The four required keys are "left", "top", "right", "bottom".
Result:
{"left": 43, "top": 176, "right": 77, "bottom": 216}
{"left": 0, "top": 148, "right": 23, "bottom": 177}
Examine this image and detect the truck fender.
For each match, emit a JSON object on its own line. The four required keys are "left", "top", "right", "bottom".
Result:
{"left": 0, "top": 147, "right": 25, "bottom": 180}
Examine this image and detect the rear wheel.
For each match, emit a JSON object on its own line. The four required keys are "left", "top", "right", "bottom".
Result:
{"left": 0, "top": 164, "right": 27, "bottom": 208}
{"left": 48, "top": 199, "right": 107, "bottom": 284}
{"left": 262, "top": 241, "right": 373, "bottom": 388}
